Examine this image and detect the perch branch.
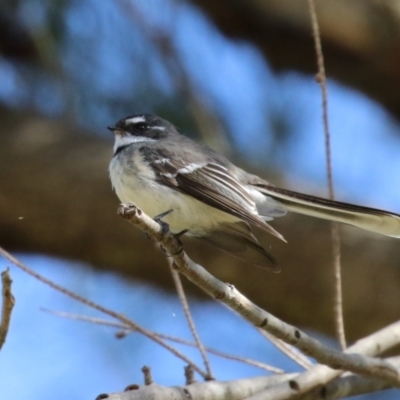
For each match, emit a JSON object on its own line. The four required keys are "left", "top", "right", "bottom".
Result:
{"left": 118, "top": 203, "right": 400, "bottom": 390}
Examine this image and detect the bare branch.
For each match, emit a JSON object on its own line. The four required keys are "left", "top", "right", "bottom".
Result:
{"left": 117, "top": 203, "right": 400, "bottom": 389}
{"left": 299, "top": 356, "right": 400, "bottom": 400}
{"left": 247, "top": 325, "right": 400, "bottom": 399}
{"left": 0, "top": 268, "right": 15, "bottom": 351}
{"left": 167, "top": 259, "right": 214, "bottom": 380}
{"left": 43, "top": 309, "right": 283, "bottom": 374}
{"left": 307, "top": 0, "right": 346, "bottom": 350}
{"left": 259, "top": 330, "right": 313, "bottom": 370}
{"left": 102, "top": 375, "right": 298, "bottom": 400}
{"left": 100, "top": 358, "right": 400, "bottom": 400}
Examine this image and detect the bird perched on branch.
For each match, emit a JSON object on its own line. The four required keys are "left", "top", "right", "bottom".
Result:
{"left": 109, "top": 114, "right": 400, "bottom": 271}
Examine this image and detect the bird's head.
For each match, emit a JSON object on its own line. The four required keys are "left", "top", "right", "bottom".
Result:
{"left": 108, "top": 114, "right": 176, "bottom": 154}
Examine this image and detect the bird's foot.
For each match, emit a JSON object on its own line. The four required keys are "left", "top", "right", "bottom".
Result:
{"left": 174, "top": 229, "right": 188, "bottom": 241}
{"left": 154, "top": 209, "right": 173, "bottom": 234}
{"left": 167, "top": 229, "right": 188, "bottom": 255}
{"left": 153, "top": 210, "right": 188, "bottom": 255}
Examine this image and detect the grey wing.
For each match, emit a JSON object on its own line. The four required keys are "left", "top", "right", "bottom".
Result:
{"left": 139, "top": 148, "right": 283, "bottom": 268}
{"left": 147, "top": 154, "right": 284, "bottom": 241}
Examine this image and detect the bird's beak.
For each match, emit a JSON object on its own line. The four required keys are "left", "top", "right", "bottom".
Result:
{"left": 108, "top": 125, "right": 126, "bottom": 136}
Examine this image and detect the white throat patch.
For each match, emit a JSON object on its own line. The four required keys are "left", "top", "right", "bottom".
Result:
{"left": 113, "top": 134, "right": 155, "bottom": 154}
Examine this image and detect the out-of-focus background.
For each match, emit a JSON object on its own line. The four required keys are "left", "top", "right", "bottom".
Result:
{"left": 1, "top": 1, "right": 400, "bottom": 399}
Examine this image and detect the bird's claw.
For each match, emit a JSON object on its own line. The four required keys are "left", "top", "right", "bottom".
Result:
{"left": 154, "top": 209, "right": 173, "bottom": 234}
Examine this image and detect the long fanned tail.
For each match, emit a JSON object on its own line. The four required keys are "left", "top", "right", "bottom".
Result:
{"left": 255, "top": 184, "right": 400, "bottom": 238}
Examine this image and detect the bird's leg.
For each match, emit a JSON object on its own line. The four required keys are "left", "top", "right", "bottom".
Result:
{"left": 174, "top": 229, "right": 188, "bottom": 240}
{"left": 154, "top": 209, "right": 174, "bottom": 221}
{"left": 153, "top": 209, "right": 174, "bottom": 234}
{"left": 153, "top": 210, "right": 188, "bottom": 256}
{"left": 163, "top": 229, "right": 189, "bottom": 256}
{"left": 171, "top": 229, "right": 188, "bottom": 254}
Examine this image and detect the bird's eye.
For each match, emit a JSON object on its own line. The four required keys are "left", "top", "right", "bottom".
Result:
{"left": 135, "top": 123, "right": 148, "bottom": 131}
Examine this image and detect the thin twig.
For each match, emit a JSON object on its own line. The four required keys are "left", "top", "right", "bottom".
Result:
{"left": 167, "top": 259, "right": 214, "bottom": 380}
{"left": 259, "top": 330, "right": 313, "bottom": 370}
{"left": 307, "top": 0, "right": 346, "bottom": 350}
{"left": 184, "top": 364, "right": 196, "bottom": 385}
{"left": 141, "top": 366, "right": 153, "bottom": 385}
{"left": 42, "top": 309, "right": 283, "bottom": 374}
{"left": 117, "top": 203, "right": 400, "bottom": 388}
{"left": 0, "top": 268, "right": 15, "bottom": 351}
{"left": 0, "top": 247, "right": 207, "bottom": 379}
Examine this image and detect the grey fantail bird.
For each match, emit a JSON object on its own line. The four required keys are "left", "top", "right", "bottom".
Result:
{"left": 109, "top": 114, "right": 400, "bottom": 271}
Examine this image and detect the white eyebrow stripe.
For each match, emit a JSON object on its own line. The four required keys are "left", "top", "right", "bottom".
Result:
{"left": 125, "top": 116, "right": 146, "bottom": 124}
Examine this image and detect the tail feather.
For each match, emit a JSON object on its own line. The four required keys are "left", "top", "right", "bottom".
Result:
{"left": 256, "top": 184, "right": 400, "bottom": 238}
{"left": 197, "top": 222, "right": 279, "bottom": 272}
